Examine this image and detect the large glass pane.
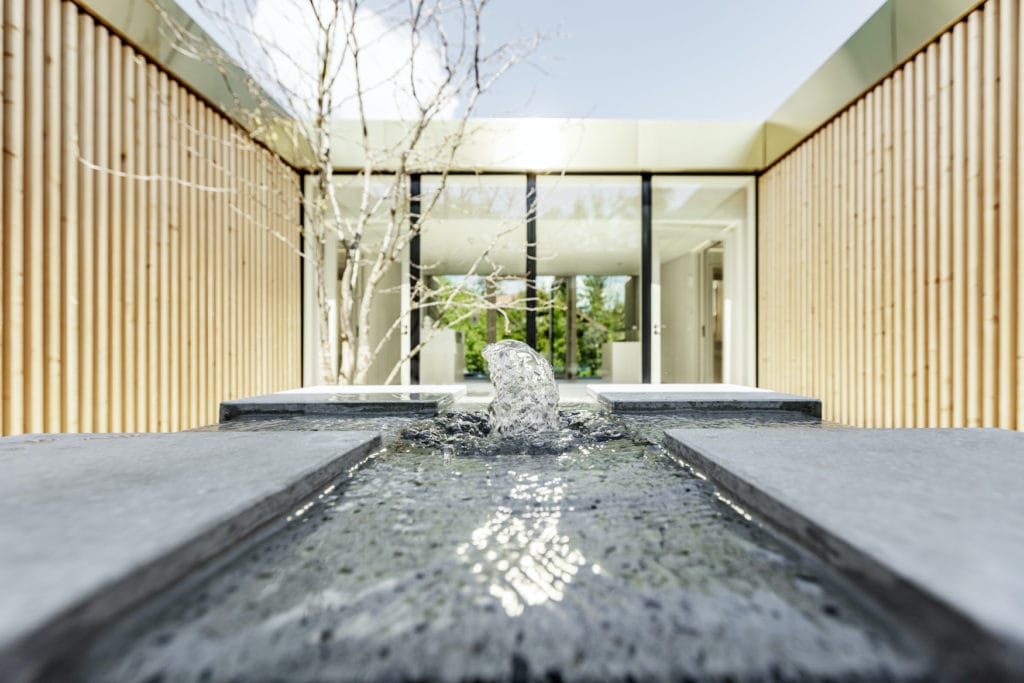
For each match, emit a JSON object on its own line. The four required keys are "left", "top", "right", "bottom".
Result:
{"left": 536, "top": 176, "right": 641, "bottom": 381}
{"left": 419, "top": 175, "right": 527, "bottom": 380}
{"left": 651, "top": 177, "right": 756, "bottom": 385}
{"left": 331, "top": 174, "right": 408, "bottom": 385}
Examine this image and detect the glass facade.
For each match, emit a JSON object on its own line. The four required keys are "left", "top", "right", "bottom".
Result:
{"left": 419, "top": 175, "right": 528, "bottom": 381}
{"left": 536, "top": 176, "right": 642, "bottom": 380}
{"left": 651, "top": 177, "right": 756, "bottom": 384}
{"left": 311, "top": 173, "right": 756, "bottom": 386}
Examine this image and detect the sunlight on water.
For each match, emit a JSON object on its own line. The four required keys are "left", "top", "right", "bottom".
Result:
{"left": 456, "top": 471, "right": 586, "bottom": 617}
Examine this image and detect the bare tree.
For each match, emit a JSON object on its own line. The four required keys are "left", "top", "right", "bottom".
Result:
{"left": 151, "top": 0, "right": 539, "bottom": 385}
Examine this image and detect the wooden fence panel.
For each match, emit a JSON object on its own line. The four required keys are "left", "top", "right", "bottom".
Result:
{"left": 759, "top": 0, "right": 1022, "bottom": 430}
{"left": 0, "top": 0, "right": 302, "bottom": 436}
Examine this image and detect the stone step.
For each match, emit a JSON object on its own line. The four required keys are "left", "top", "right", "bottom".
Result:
{"left": 663, "top": 426, "right": 1024, "bottom": 681}
{"left": 219, "top": 385, "right": 466, "bottom": 421}
{"left": 590, "top": 383, "right": 821, "bottom": 416}
{"left": 0, "top": 430, "right": 380, "bottom": 683}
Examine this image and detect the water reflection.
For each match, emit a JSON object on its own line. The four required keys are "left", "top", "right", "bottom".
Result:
{"left": 456, "top": 471, "right": 586, "bottom": 617}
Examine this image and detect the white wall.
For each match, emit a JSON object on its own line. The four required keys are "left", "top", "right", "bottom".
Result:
{"left": 660, "top": 252, "right": 702, "bottom": 382}
{"left": 302, "top": 227, "right": 338, "bottom": 387}
{"left": 359, "top": 261, "right": 404, "bottom": 385}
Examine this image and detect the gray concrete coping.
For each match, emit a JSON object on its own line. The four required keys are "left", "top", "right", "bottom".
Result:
{"left": 589, "top": 383, "right": 821, "bottom": 417}
{"left": 663, "top": 427, "right": 1024, "bottom": 681}
{"left": 0, "top": 430, "right": 380, "bottom": 683}
{"left": 219, "top": 384, "right": 467, "bottom": 422}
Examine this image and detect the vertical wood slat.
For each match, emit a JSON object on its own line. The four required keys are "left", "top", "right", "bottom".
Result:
{"left": 93, "top": 24, "right": 110, "bottom": 432}
{"left": 927, "top": 42, "right": 940, "bottom": 428}
{"left": 951, "top": 22, "right": 966, "bottom": 429}
{"left": 938, "top": 32, "right": 953, "bottom": 428}
{"left": 882, "top": 76, "right": 895, "bottom": 428}
{"left": 1011, "top": 0, "right": 1019, "bottom": 430}
{"left": 856, "top": 97, "right": 867, "bottom": 427}
{"left": 982, "top": 1, "right": 1000, "bottom": 427}
{"left": 189, "top": 95, "right": 198, "bottom": 428}
{"left": 77, "top": 13, "right": 94, "bottom": 433}
{"left": 43, "top": 0, "right": 62, "bottom": 433}
{"left": 999, "top": 0, "right": 1019, "bottom": 427}
{"left": 914, "top": 51, "right": 928, "bottom": 428}
{"left": 759, "top": 0, "right": 1021, "bottom": 431}
{"left": 967, "top": 12, "right": 983, "bottom": 427}
{"left": 0, "top": 0, "right": 302, "bottom": 438}
{"left": 25, "top": 0, "right": 44, "bottom": 433}
{"left": 147, "top": 63, "right": 160, "bottom": 432}
{"left": 2, "top": 0, "right": 23, "bottom": 435}
{"left": 122, "top": 43, "right": 136, "bottom": 432}
{"left": 892, "top": 70, "right": 904, "bottom": 427}
{"left": 61, "top": 1, "right": 78, "bottom": 432}
{"left": 168, "top": 83, "right": 180, "bottom": 432}
{"left": 108, "top": 33, "right": 123, "bottom": 433}
{"left": 134, "top": 52, "right": 148, "bottom": 431}
{"left": 0, "top": 0, "right": 5, "bottom": 434}
{"left": 157, "top": 71, "right": 170, "bottom": 431}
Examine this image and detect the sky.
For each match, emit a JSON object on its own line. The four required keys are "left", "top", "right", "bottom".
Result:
{"left": 177, "top": 0, "right": 888, "bottom": 121}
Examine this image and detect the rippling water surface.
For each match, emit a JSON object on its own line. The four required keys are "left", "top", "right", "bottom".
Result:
{"left": 74, "top": 408, "right": 926, "bottom": 683}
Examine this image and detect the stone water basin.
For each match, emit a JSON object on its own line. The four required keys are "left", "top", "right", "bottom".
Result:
{"left": 68, "top": 409, "right": 927, "bottom": 683}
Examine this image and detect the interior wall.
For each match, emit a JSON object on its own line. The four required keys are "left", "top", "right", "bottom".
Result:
{"left": 758, "top": 0, "right": 1021, "bottom": 429}
{"left": 361, "top": 261, "right": 403, "bottom": 385}
{"left": 0, "top": 0, "right": 302, "bottom": 436}
{"left": 659, "top": 252, "right": 702, "bottom": 382}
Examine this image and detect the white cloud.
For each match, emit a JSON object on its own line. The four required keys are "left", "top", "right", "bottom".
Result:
{"left": 244, "top": 0, "right": 461, "bottom": 120}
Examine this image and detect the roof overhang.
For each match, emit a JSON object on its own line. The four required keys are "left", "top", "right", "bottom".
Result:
{"left": 75, "top": 0, "right": 982, "bottom": 174}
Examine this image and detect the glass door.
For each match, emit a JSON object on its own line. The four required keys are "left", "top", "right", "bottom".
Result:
{"left": 651, "top": 177, "right": 756, "bottom": 385}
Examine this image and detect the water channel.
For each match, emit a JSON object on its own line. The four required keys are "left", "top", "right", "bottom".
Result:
{"left": 68, "top": 406, "right": 928, "bottom": 682}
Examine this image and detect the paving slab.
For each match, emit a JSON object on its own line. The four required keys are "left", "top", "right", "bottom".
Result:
{"left": 219, "top": 384, "right": 466, "bottom": 422}
{"left": 0, "top": 430, "right": 380, "bottom": 683}
{"left": 590, "top": 383, "right": 821, "bottom": 417}
{"left": 663, "top": 427, "right": 1024, "bottom": 681}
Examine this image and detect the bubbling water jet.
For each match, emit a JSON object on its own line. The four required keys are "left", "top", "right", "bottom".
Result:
{"left": 482, "top": 340, "right": 560, "bottom": 435}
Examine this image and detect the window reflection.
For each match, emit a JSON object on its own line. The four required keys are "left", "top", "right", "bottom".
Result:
{"left": 418, "top": 176, "right": 529, "bottom": 381}
{"left": 537, "top": 177, "right": 641, "bottom": 381}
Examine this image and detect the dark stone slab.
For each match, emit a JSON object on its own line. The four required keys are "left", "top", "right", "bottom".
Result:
{"left": 663, "top": 427, "right": 1024, "bottom": 681}
{"left": 590, "top": 384, "right": 820, "bottom": 417}
{"left": 74, "top": 430, "right": 926, "bottom": 683}
{"left": 0, "top": 430, "right": 380, "bottom": 683}
{"left": 219, "top": 387, "right": 464, "bottom": 422}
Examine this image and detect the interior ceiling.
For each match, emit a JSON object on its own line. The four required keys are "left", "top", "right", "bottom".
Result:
{"left": 354, "top": 183, "right": 749, "bottom": 277}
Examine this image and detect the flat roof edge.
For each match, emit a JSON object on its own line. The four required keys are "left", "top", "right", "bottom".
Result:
{"left": 72, "top": 0, "right": 314, "bottom": 170}
{"left": 329, "top": 118, "right": 767, "bottom": 174}
{"left": 764, "top": 0, "right": 984, "bottom": 168}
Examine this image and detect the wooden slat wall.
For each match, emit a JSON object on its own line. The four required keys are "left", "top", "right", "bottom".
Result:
{"left": 759, "top": 0, "right": 1021, "bottom": 429}
{"left": 0, "top": 0, "right": 302, "bottom": 436}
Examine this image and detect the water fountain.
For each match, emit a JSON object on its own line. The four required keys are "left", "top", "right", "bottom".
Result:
{"left": 482, "top": 340, "right": 560, "bottom": 435}
{"left": 54, "top": 344, "right": 929, "bottom": 682}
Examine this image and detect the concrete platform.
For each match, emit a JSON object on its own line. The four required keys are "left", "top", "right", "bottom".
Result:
{"left": 219, "top": 384, "right": 466, "bottom": 422}
{"left": 0, "top": 430, "right": 380, "bottom": 683}
{"left": 590, "top": 383, "right": 821, "bottom": 417}
{"left": 663, "top": 427, "right": 1024, "bottom": 681}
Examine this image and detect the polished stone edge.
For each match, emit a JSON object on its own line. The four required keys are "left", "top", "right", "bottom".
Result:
{"left": 219, "top": 392, "right": 456, "bottom": 421}
{"left": 662, "top": 429, "right": 1023, "bottom": 682}
{"left": 596, "top": 393, "right": 821, "bottom": 417}
{"left": 1, "top": 432, "right": 381, "bottom": 683}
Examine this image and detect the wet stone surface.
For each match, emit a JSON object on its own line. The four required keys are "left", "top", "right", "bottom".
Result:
{"left": 73, "top": 409, "right": 926, "bottom": 682}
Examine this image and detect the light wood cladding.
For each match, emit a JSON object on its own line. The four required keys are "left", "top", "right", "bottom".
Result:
{"left": 0, "top": 0, "right": 301, "bottom": 435}
{"left": 759, "top": 0, "right": 1021, "bottom": 429}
